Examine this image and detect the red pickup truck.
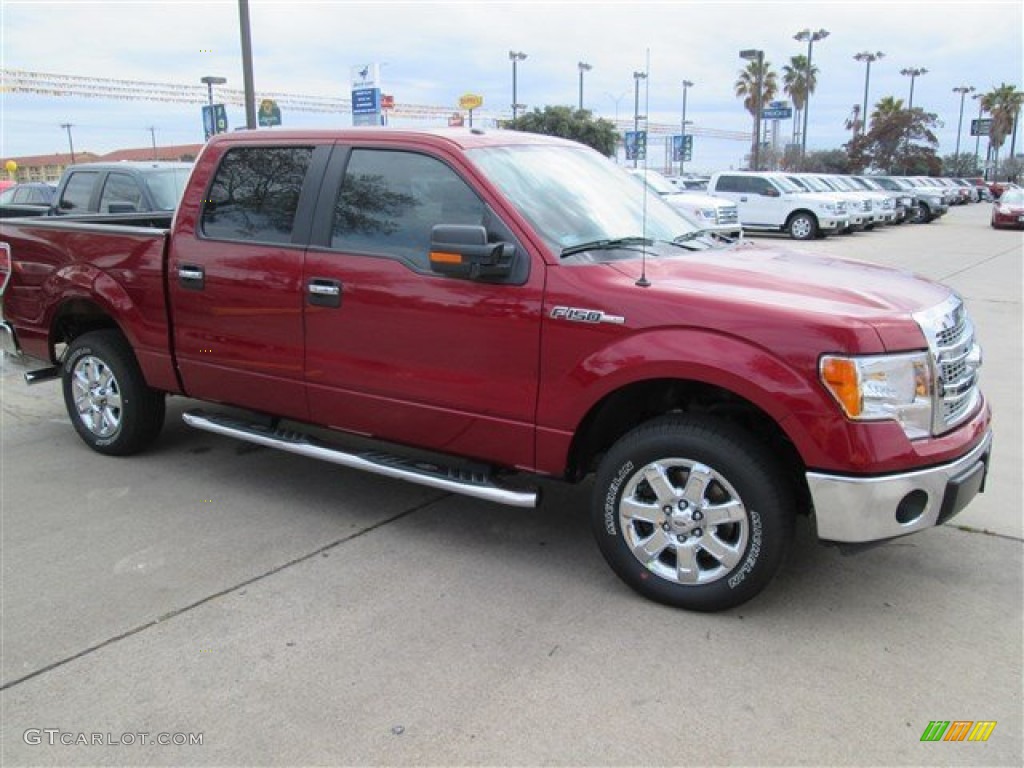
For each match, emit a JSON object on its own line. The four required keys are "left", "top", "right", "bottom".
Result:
{"left": 0, "top": 128, "right": 991, "bottom": 611}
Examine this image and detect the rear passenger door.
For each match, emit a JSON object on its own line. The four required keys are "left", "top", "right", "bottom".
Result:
{"left": 301, "top": 143, "right": 544, "bottom": 470}
{"left": 169, "top": 142, "right": 327, "bottom": 421}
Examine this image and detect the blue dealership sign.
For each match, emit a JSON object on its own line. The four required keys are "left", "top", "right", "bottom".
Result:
{"left": 202, "top": 104, "right": 228, "bottom": 140}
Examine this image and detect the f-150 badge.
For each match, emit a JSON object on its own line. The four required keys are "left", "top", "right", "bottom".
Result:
{"left": 550, "top": 306, "right": 625, "bottom": 325}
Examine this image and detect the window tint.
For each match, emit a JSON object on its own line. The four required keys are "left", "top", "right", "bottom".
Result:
{"left": 202, "top": 147, "right": 313, "bottom": 244}
{"left": 714, "top": 175, "right": 743, "bottom": 193}
{"left": 331, "top": 149, "right": 484, "bottom": 268}
{"left": 99, "top": 173, "right": 144, "bottom": 212}
{"left": 59, "top": 172, "right": 98, "bottom": 212}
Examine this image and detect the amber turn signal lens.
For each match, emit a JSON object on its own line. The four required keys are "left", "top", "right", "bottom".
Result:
{"left": 821, "top": 356, "right": 862, "bottom": 417}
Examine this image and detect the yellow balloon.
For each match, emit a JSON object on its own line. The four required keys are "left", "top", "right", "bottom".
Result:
{"left": 4, "top": 160, "right": 16, "bottom": 174}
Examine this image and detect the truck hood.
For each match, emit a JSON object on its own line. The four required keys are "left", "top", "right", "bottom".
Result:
{"left": 605, "top": 241, "right": 949, "bottom": 351}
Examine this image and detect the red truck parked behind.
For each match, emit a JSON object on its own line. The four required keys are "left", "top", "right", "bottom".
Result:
{"left": 0, "top": 129, "right": 992, "bottom": 611}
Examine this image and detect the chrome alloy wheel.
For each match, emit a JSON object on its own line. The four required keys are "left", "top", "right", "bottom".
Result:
{"left": 790, "top": 216, "right": 813, "bottom": 239}
{"left": 618, "top": 459, "right": 749, "bottom": 585}
{"left": 71, "top": 355, "right": 123, "bottom": 438}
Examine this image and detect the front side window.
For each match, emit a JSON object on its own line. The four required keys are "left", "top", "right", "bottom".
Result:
{"left": 58, "top": 171, "right": 98, "bottom": 212}
{"left": 99, "top": 173, "right": 144, "bottom": 212}
{"left": 331, "top": 150, "right": 485, "bottom": 269}
{"left": 202, "top": 147, "right": 313, "bottom": 244}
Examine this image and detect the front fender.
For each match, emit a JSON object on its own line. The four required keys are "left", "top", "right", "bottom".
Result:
{"left": 535, "top": 327, "right": 837, "bottom": 474}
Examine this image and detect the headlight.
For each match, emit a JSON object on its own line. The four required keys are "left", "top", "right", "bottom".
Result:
{"left": 819, "top": 202, "right": 836, "bottom": 212}
{"left": 696, "top": 208, "right": 717, "bottom": 221}
{"left": 820, "top": 352, "right": 933, "bottom": 439}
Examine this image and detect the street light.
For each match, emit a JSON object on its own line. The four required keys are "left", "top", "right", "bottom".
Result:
{"left": 201, "top": 75, "right": 227, "bottom": 107}
{"left": 739, "top": 49, "right": 764, "bottom": 171}
{"left": 952, "top": 85, "right": 976, "bottom": 162}
{"left": 794, "top": 28, "right": 829, "bottom": 166}
{"left": 509, "top": 50, "right": 527, "bottom": 121}
{"left": 578, "top": 61, "right": 592, "bottom": 111}
{"left": 680, "top": 80, "right": 694, "bottom": 173}
{"left": 900, "top": 67, "right": 928, "bottom": 110}
{"left": 972, "top": 92, "right": 986, "bottom": 177}
{"left": 853, "top": 51, "right": 884, "bottom": 137}
{"left": 60, "top": 123, "right": 76, "bottom": 163}
{"left": 632, "top": 70, "right": 647, "bottom": 168}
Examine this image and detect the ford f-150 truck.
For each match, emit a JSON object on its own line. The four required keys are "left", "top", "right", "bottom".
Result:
{"left": 0, "top": 128, "right": 992, "bottom": 611}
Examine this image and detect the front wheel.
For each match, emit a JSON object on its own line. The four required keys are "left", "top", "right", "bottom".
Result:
{"left": 591, "top": 415, "right": 795, "bottom": 611}
{"left": 787, "top": 212, "right": 818, "bottom": 240}
{"left": 62, "top": 330, "right": 166, "bottom": 455}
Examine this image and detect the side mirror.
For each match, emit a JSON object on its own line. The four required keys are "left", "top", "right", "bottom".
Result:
{"left": 429, "top": 224, "right": 517, "bottom": 280}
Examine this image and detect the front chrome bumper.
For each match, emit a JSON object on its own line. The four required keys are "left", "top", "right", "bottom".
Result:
{"left": 807, "top": 430, "right": 992, "bottom": 543}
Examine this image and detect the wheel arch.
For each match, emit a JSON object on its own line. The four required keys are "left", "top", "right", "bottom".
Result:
{"left": 565, "top": 377, "right": 810, "bottom": 515}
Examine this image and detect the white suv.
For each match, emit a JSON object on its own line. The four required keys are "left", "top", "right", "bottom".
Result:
{"left": 628, "top": 169, "right": 742, "bottom": 238}
{"left": 707, "top": 171, "right": 849, "bottom": 240}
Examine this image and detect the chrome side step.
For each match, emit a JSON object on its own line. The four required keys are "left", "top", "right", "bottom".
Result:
{"left": 182, "top": 409, "right": 539, "bottom": 509}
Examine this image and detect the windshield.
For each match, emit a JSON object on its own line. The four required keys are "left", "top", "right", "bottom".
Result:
{"left": 144, "top": 168, "right": 192, "bottom": 210}
{"left": 630, "top": 169, "right": 677, "bottom": 195}
{"left": 467, "top": 144, "right": 702, "bottom": 253}
{"left": 770, "top": 175, "right": 802, "bottom": 193}
{"left": 801, "top": 176, "right": 830, "bottom": 193}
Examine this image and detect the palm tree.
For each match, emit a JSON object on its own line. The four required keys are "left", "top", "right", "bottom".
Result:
{"left": 870, "top": 95, "right": 905, "bottom": 128}
{"left": 845, "top": 104, "right": 862, "bottom": 137}
{"left": 783, "top": 55, "right": 818, "bottom": 143}
{"left": 735, "top": 59, "right": 778, "bottom": 164}
{"left": 981, "top": 83, "right": 1024, "bottom": 178}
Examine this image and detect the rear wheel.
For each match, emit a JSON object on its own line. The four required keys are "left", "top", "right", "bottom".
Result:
{"left": 62, "top": 330, "right": 165, "bottom": 455}
{"left": 591, "top": 414, "right": 795, "bottom": 611}
{"left": 915, "top": 203, "right": 932, "bottom": 223}
{"left": 787, "top": 212, "right": 818, "bottom": 240}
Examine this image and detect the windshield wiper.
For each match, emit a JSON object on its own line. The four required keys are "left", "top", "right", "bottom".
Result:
{"left": 560, "top": 236, "right": 652, "bottom": 258}
{"left": 671, "top": 229, "right": 714, "bottom": 244}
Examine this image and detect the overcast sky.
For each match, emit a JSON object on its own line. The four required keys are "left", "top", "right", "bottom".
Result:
{"left": 1, "top": 0, "right": 1021, "bottom": 173}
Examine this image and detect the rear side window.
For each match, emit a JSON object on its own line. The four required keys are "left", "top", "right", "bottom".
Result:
{"left": 713, "top": 175, "right": 743, "bottom": 193}
{"left": 201, "top": 147, "right": 313, "bottom": 244}
{"left": 58, "top": 171, "right": 98, "bottom": 212}
{"left": 99, "top": 173, "right": 144, "bottom": 213}
{"left": 330, "top": 149, "right": 485, "bottom": 269}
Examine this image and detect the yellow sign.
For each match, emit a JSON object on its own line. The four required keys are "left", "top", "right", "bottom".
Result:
{"left": 458, "top": 93, "right": 483, "bottom": 111}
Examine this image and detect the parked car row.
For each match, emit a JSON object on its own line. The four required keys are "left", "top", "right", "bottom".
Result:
{"left": 0, "top": 161, "right": 191, "bottom": 219}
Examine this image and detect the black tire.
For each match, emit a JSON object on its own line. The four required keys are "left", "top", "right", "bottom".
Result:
{"left": 591, "top": 414, "right": 794, "bottom": 611}
{"left": 915, "top": 203, "right": 932, "bottom": 223}
{"left": 787, "top": 212, "right": 818, "bottom": 240}
{"left": 62, "top": 330, "right": 165, "bottom": 455}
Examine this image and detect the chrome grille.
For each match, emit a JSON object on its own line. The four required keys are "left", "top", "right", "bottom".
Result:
{"left": 716, "top": 205, "right": 739, "bottom": 225}
{"left": 835, "top": 201, "right": 848, "bottom": 214}
{"left": 914, "top": 296, "right": 983, "bottom": 435}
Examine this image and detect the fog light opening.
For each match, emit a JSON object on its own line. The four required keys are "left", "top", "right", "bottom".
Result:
{"left": 895, "top": 490, "right": 929, "bottom": 525}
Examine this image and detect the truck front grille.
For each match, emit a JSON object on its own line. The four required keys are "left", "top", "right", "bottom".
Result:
{"left": 716, "top": 206, "right": 739, "bottom": 225}
{"left": 915, "top": 296, "right": 983, "bottom": 435}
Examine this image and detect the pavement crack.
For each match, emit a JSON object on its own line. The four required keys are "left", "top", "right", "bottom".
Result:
{"left": 0, "top": 493, "right": 450, "bottom": 692}
{"left": 938, "top": 245, "right": 1021, "bottom": 283}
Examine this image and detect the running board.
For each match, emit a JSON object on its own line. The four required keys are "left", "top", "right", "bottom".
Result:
{"left": 182, "top": 409, "right": 539, "bottom": 508}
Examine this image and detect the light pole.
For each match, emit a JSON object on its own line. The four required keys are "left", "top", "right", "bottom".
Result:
{"left": 900, "top": 67, "right": 927, "bottom": 110}
{"left": 148, "top": 126, "right": 158, "bottom": 160}
{"left": 509, "top": 50, "right": 527, "bottom": 121}
{"left": 972, "top": 93, "right": 986, "bottom": 177}
{"left": 853, "top": 51, "right": 883, "bottom": 137}
{"left": 739, "top": 49, "right": 764, "bottom": 171}
{"left": 201, "top": 75, "right": 227, "bottom": 107}
{"left": 794, "top": 28, "right": 828, "bottom": 167}
{"left": 578, "top": 61, "right": 592, "bottom": 111}
{"left": 632, "top": 70, "right": 647, "bottom": 168}
{"left": 680, "top": 79, "right": 694, "bottom": 174}
{"left": 952, "top": 86, "right": 975, "bottom": 164}
{"left": 60, "top": 123, "right": 76, "bottom": 163}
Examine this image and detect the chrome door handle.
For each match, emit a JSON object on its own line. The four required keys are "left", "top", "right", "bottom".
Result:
{"left": 308, "top": 278, "right": 342, "bottom": 308}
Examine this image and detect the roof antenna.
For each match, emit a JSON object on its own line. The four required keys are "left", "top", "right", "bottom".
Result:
{"left": 636, "top": 47, "right": 652, "bottom": 288}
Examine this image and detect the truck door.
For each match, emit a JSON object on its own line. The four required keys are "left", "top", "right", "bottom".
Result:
{"left": 301, "top": 145, "right": 544, "bottom": 470}
{"left": 168, "top": 143, "right": 327, "bottom": 421}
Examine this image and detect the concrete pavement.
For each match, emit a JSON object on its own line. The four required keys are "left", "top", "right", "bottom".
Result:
{"left": 2, "top": 202, "right": 1021, "bottom": 766}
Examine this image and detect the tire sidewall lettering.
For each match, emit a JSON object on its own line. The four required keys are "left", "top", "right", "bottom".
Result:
{"left": 727, "top": 507, "right": 762, "bottom": 589}
{"left": 603, "top": 460, "right": 634, "bottom": 535}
